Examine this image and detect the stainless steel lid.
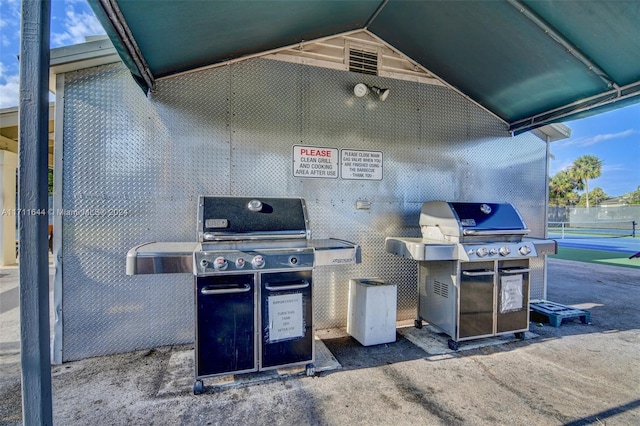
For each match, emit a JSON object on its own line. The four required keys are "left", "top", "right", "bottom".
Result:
{"left": 197, "top": 196, "right": 310, "bottom": 242}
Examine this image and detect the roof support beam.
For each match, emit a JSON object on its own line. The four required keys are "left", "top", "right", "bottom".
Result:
{"left": 510, "top": 79, "right": 640, "bottom": 134}
{"left": 97, "top": 0, "right": 155, "bottom": 92}
{"left": 0, "top": 134, "right": 18, "bottom": 153}
{"left": 506, "top": 0, "right": 618, "bottom": 90}
{"left": 365, "top": 0, "right": 388, "bottom": 28}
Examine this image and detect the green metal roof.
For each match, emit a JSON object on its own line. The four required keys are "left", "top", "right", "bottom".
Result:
{"left": 88, "top": 0, "right": 640, "bottom": 134}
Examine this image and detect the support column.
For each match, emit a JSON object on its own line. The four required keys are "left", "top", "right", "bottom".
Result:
{"left": 0, "top": 150, "right": 17, "bottom": 265}
{"left": 19, "top": 0, "right": 53, "bottom": 424}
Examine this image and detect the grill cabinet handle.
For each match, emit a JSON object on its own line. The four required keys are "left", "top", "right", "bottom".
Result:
{"left": 265, "top": 280, "right": 310, "bottom": 291}
{"left": 201, "top": 284, "right": 251, "bottom": 295}
{"left": 500, "top": 268, "right": 531, "bottom": 274}
{"left": 462, "top": 270, "right": 495, "bottom": 277}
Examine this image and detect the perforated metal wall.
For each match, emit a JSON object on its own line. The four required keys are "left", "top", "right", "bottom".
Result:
{"left": 57, "top": 58, "right": 549, "bottom": 361}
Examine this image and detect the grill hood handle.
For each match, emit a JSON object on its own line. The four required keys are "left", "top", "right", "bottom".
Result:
{"left": 462, "top": 229, "right": 530, "bottom": 236}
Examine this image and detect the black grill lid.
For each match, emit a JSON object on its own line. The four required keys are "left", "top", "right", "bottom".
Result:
{"left": 420, "top": 201, "right": 529, "bottom": 243}
{"left": 198, "top": 196, "right": 309, "bottom": 241}
{"left": 449, "top": 202, "right": 526, "bottom": 230}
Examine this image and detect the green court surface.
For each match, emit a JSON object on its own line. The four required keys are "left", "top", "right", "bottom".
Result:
{"left": 550, "top": 247, "right": 640, "bottom": 269}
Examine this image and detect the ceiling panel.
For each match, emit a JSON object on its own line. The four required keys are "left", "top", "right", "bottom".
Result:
{"left": 88, "top": 0, "right": 640, "bottom": 134}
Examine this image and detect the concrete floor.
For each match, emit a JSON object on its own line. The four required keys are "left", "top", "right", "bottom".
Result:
{"left": 1, "top": 258, "right": 639, "bottom": 425}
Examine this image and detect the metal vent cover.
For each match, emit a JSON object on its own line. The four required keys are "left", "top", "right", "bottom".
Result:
{"left": 433, "top": 279, "right": 449, "bottom": 298}
{"left": 349, "top": 46, "right": 378, "bottom": 75}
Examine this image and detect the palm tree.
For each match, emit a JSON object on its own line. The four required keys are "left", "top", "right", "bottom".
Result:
{"left": 548, "top": 169, "right": 577, "bottom": 222}
{"left": 570, "top": 155, "right": 602, "bottom": 209}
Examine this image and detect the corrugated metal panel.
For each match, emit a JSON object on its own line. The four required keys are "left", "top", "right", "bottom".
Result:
{"left": 57, "top": 58, "right": 548, "bottom": 360}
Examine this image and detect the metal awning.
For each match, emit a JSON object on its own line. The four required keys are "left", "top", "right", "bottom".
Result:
{"left": 88, "top": 0, "right": 640, "bottom": 134}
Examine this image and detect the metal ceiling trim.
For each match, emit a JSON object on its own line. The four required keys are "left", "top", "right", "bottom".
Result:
{"left": 506, "top": 0, "right": 618, "bottom": 91}
{"left": 510, "top": 79, "right": 640, "bottom": 134}
{"left": 365, "top": 0, "right": 389, "bottom": 28}
{"left": 98, "top": 0, "right": 155, "bottom": 92}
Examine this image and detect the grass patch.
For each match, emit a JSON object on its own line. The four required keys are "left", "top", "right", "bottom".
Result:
{"left": 551, "top": 247, "right": 640, "bottom": 269}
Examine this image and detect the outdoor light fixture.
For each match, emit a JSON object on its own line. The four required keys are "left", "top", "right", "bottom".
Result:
{"left": 353, "top": 83, "right": 390, "bottom": 101}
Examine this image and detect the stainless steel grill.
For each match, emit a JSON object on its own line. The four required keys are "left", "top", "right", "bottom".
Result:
{"left": 126, "top": 196, "right": 359, "bottom": 393}
{"left": 386, "top": 201, "right": 556, "bottom": 350}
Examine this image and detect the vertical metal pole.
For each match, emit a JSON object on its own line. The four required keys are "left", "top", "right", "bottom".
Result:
{"left": 19, "top": 0, "right": 53, "bottom": 425}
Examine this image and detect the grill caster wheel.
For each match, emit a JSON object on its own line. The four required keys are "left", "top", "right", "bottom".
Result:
{"left": 515, "top": 332, "right": 525, "bottom": 340}
{"left": 305, "top": 363, "right": 316, "bottom": 377}
{"left": 193, "top": 380, "right": 204, "bottom": 395}
{"left": 447, "top": 339, "right": 459, "bottom": 351}
{"left": 414, "top": 319, "right": 423, "bottom": 329}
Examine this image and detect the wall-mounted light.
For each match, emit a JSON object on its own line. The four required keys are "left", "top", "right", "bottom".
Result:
{"left": 353, "top": 83, "right": 390, "bottom": 101}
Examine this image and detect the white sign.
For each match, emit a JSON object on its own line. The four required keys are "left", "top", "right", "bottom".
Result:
{"left": 341, "top": 149, "right": 383, "bottom": 180}
{"left": 268, "top": 293, "right": 304, "bottom": 342}
{"left": 292, "top": 145, "right": 339, "bottom": 179}
{"left": 500, "top": 274, "right": 524, "bottom": 313}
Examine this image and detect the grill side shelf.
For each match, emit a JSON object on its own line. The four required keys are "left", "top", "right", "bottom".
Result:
{"left": 311, "top": 239, "right": 361, "bottom": 266}
{"left": 385, "top": 237, "right": 458, "bottom": 261}
{"left": 126, "top": 242, "right": 197, "bottom": 275}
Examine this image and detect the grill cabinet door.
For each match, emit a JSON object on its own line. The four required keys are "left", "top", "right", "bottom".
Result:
{"left": 195, "top": 274, "right": 256, "bottom": 377}
{"left": 261, "top": 270, "right": 313, "bottom": 369}
{"left": 459, "top": 265, "right": 495, "bottom": 339}
{"left": 497, "top": 260, "right": 530, "bottom": 333}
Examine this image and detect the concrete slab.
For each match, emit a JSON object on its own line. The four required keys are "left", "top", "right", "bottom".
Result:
{"left": 1, "top": 258, "right": 640, "bottom": 425}
{"left": 398, "top": 325, "right": 539, "bottom": 357}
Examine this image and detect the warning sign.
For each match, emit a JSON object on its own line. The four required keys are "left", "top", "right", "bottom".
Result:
{"left": 293, "top": 145, "right": 339, "bottom": 179}
{"left": 341, "top": 149, "right": 383, "bottom": 180}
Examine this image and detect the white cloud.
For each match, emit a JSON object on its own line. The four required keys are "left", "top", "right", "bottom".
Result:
{"left": 560, "top": 129, "right": 638, "bottom": 148}
{"left": 0, "top": 0, "right": 20, "bottom": 27}
{"left": 0, "top": 65, "right": 19, "bottom": 108}
{"left": 51, "top": 9, "right": 105, "bottom": 47}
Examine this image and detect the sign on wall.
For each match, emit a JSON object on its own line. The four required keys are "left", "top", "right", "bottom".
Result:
{"left": 340, "top": 149, "right": 383, "bottom": 180}
{"left": 293, "top": 145, "right": 383, "bottom": 180}
{"left": 292, "top": 145, "right": 339, "bottom": 179}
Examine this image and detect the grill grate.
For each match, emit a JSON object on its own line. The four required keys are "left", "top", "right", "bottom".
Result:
{"left": 348, "top": 48, "right": 378, "bottom": 75}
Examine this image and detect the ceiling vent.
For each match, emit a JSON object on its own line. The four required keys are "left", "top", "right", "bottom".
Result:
{"left": 348, "top": 47, "right": 378, "bottom": 76}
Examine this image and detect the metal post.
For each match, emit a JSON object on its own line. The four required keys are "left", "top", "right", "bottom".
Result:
{"left": 19, "top": 0, "right": 53, "bottom": 425}
{"left": 633, "top": 221, "right": 637, "bottom": 238}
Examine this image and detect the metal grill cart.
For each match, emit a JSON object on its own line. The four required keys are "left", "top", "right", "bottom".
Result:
{"left": 386, "top": 201, "right": 556, "bottom": 350}
{"left": 127, "top": 196, "right": 360, "bottom": 393}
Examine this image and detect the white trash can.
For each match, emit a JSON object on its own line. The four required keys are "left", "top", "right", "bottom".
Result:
{"left": 347, "top": 278, "right": 397, "bottom": 346}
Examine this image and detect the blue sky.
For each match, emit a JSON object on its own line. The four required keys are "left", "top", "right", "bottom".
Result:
{"left": 1, "top": 0, "right": 639, "bottom": 198}
{"left": 550, "top": 105, "right": 640, "bottom": 198}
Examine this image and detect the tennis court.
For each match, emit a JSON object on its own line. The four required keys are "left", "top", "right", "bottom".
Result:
{"left": 548, "top": 230, "right": 640, "bottom": 268}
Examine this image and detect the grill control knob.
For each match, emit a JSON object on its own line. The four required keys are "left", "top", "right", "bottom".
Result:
{"left": 213, "top": 256, "right": 228, "bottom": 271}
{"left": 252, "top": 255, "right": 265, "bottom": 269}
{"left": 489, "top": 248, "right": 498, "bottom": 256}
{"left": 518, "top": 245, "right": 532, "bottom": 256}
{"left": 499, "top": 247, "right": 511, "bottom": 257}
{"left": 476, "top": 247, "right": 488, "bottom": 258}
{"left": 200, "top": 259, "right": 209, "bottom": 268}
{"left": 235, "top": 258, "right": 246, "bottom": 269}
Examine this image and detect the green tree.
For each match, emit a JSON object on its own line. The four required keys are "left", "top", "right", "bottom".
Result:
{"left": 570, "top": 155, "right": 602, "bottom": 209}
{"left": 549, "top": 169, "right": 574, "bottom": 206}
{"left": 577, "top": 187, "right": 607, "bottom": 207}
{"left": 628, "top": 186, "right": 640, "bottom": 205}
